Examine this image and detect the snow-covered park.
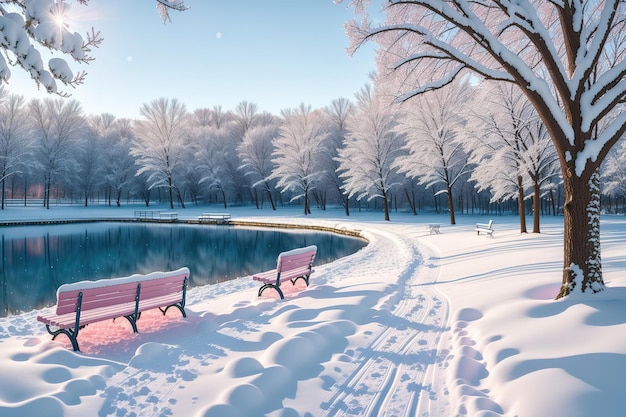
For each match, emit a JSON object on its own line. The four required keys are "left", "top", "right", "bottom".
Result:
{"left": 1, "top": 205, "right": 625, "bottom": 417}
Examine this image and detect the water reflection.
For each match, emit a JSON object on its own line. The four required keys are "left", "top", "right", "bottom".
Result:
{"left": 0, "top": 222, "right": 366, "bottom": 317}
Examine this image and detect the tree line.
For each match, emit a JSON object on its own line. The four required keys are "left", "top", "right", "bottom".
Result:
{"left": 1, "top": 82, "right": 624, "bottom": 227}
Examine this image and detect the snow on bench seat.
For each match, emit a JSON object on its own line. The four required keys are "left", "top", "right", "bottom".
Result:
{"left": 476, "top": 220, "right": 494, "bottom": 235}
{"left": 198, "top": 213, "right": 231, "bottom": 224}
{"left": 37, "top": 267, "right": 189, "bottom": 351}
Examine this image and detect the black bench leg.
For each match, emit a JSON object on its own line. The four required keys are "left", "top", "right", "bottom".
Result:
{"left": 159, "top": 303, "right": 187, "bottom": 318}
{"left": 258, "top": 283, "right": 284, "bottom": 300}
{"left": 123, "top": 315, "right": 139, "bottom": 333}
{"left": 290, "top": 275, "right": 310, "bottom": 287}
{"left": 46, "top": 325, "right": 80, "bottom": 351}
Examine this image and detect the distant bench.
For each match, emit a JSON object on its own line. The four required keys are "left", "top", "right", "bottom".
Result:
{"left": 198, "top": 213, "right": 231, "bottom": 224}
{"left": 252, "top": 245, "right": 317, "bottom": 299}
{"left": 134, "top": 210, "right": 160, "bottom": 219}
{"left": 134, "top": 210, "right": 178, "bottom": 221}
{"left": 158, "top": 212, "right": 178, "bottom": 221}
{"left": 476, "top": 220, "right": 494, "bottom": 235}
{"left": 428, "top": 224, "right": 441, "bottom": 234}
{"left": 36, "top": 267, "right": 189, "bottom": 351}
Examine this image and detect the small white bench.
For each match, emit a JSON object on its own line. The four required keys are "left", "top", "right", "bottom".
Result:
{"left": 159, "top": 212, "right": 178, "bottom": 221}
{"left": 36, "top": 267, "right": 189, "bottom": 351}
{"left": 476, "top": 220, "right": 494, "bottom": 235}
{"left": 198, "top": 213, "right": 231, "bottom": 224}
{"left": 428, "top": 224, "right": 441, "bottom": 234}
{"left": 134, "top": 210, "right": 161, "bottom": 219}
{"left": 252, "top": 245, "right": 317, "bottom": 299}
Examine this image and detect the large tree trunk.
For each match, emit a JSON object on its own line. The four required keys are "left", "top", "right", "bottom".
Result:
{"left": 517, "top": 175, "right": 527, "bottom": 233}
{"left": 447, "top": 186, "right": 456, "bottom": 225}
{"left": 264, "top": 183, "right": 276, "bottom": 211}
{"left": 304, "top": 191, "right": 311, "bottom": 215}
{"left": 168, "top": 177, "right": 174, "bottom": 209}
{"left": 45, "top": 176, "right": 51, "bottom": 209}
{"left": 532, "top": 181, "right": 541, "bottom": 233}
{"left": 382, "top": 189, "right": 390, "bottom": 221}
{"left": 556, "top": 170, "right": 605, "bottom": 299}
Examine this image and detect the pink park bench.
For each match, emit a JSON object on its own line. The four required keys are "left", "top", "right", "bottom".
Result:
{"left": 252, "top": 245, "right": 317, "bottom": 299}
{"left": 37, "top": 267, "right": 189, "bottom": 351}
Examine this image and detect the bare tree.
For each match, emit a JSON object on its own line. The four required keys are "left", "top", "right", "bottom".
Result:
{"left": 337, "top": 85, "right": 405, "bottom": 221}
{"left": 131, "top": 98, "right": 189, "bottom": 209}
{"left": 0, "top": 92, "right": 33, "bottom": 209}
{"left": 233, "top": 101, "right": 260, "bottom": 140}
{"left": 343, "top": 0, "right": 626, "bottom": 299}
{"left": 238, "top": 123, "right": 280, "bottom": 210}
{"left": 30, "top": 98, "right": 84, "bottom": 208}
{"left": 75, "top": 121, "right": 103, "bottom": 206}
{"left": 323, "top": 98, "right": 355, "bottom": 216}
{"left": 271, "top": 103, "right": 328, "bottom": 215}
{"left": 467, "top": 82, "right": 560, "bottom": 233}
{"left": 194, "top": 125, "right": 239, "bottom": 208}
{"left": 395, "top": 81, "right": 471, "bottom": 225}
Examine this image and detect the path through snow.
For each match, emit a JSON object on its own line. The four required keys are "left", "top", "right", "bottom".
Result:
{"left": 318, "top": 224, "right": 450, "bottom": 417}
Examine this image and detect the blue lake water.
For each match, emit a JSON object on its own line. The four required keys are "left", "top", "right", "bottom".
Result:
{"left": 0, "top": 222, "right": 367, "bottom": 317}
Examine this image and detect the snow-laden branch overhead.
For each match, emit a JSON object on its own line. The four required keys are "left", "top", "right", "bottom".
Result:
{"left": 0, "top": 0, "right": 187, "bottom": 97}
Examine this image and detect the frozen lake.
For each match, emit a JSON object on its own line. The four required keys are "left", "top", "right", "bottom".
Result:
{"left": 0, "top": 221, "right": 366, "bottom": 316}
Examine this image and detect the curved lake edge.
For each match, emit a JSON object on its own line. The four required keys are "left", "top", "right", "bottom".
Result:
{"left": 0, "top": 217, "right": 368, "bottom": 243}
{"left": 1, "top": 217, "right": 369, "bottom": 316}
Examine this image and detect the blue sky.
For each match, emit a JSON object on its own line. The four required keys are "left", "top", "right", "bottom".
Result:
{"left": 9, "top": 0, "right": 377, "bottom": 119}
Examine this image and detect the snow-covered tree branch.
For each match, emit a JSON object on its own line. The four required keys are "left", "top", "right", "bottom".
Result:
{"left": 0, "top": 0, "right": 186, "bottom": 97}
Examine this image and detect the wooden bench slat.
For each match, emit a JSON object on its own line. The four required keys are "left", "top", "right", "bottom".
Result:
{"left": 55, "top": 282, "right": 141, "bottom": 314}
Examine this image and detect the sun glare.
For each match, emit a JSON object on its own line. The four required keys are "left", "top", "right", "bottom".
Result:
{"left": 51, "top": 2, "right": 71, "bottom": 30}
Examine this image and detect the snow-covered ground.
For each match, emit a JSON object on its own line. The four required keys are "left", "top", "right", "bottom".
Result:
{"left": 1, "top": 205, "right": 625, "bottom": 417}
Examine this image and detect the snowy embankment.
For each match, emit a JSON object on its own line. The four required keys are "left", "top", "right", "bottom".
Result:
{"left": 1, "top": 206, "right": 626, "bottom": 417}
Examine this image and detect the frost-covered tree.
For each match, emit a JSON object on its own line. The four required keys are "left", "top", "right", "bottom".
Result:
{"left": 238, "top": 123, "right": 280, "bottom": 210}
{"left": 86, "top": 114, "right": 136, "bottom": 206}
{"left": 271, "top": 103, "right": 328, "bottom": 215}
{"left": 342, "top": 0, "right": 626, "bottom": 299}
{"left": 29, "top": 98, "right": 84, "bottom": 208}
{"left": 131, "top": 98, "right": 189, "bottom": 209}
{"left": 0, "top": 1, "right": 185, "bottom": 96}
{"left": 467, "top": 82, "right": 559, "bottom": 233}
{"left": 233, "top": 101, "right": 259, "bottom": 140}
{"left": 75, "top": 117, "right": 105, "bottom": 206}
{"left": 106, "top": 118, "right": 137, "bottom": 207}
{"left": 602, "top": 140, "right": 626, "bottom": 208}
{"left": 0, "top": 91, "right": 33, "bottom": 209}
{"left": 154, "top": 0, "right": 187, "bottom": 22}
{"left": 337, "top": 85, "right": 405, "bottom": 221}
{"left": 193, "top": 122, "right": 241, "bottom": 208}
{"left": 323, "top": 98, "right": 355, "bottom": 216}
{"left": 395, "top": 81, "right": 471, "bottom": 225}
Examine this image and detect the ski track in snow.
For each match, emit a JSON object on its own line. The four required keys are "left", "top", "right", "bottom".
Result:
{"left": 320, "top": 225, "right": 451, "bottom": 417}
